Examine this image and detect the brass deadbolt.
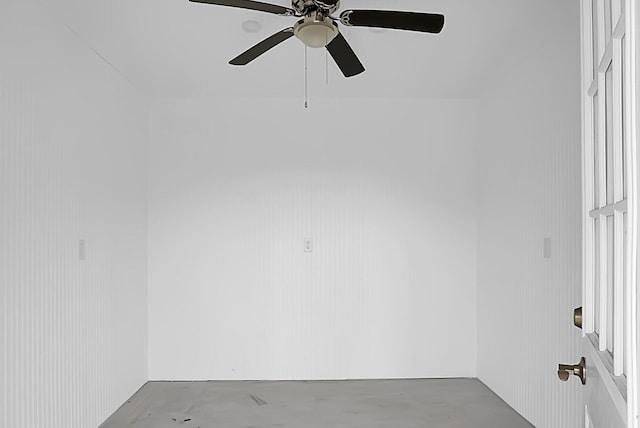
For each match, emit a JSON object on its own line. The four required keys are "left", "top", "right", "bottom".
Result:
{"left": 558, "top": 357, "right": 586, "bottom": 385}
{"left": 574, "top": 307, "right": 583, "bottom": 329}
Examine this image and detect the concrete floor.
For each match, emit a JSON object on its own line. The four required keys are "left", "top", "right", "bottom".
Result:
{"left": 100, "top": 379, "right": 533, "bottom": 428}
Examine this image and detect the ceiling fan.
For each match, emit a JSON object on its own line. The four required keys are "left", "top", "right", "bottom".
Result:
{"left": 189, "top": 0, "right": 445, "bottom": 77}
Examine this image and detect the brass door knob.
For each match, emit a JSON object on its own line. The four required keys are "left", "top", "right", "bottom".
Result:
{"left": 574, "top": 307, "right": 583, "bottom": 329}
{"left": 558, "top": 357, "right": 586, "bottom": 385}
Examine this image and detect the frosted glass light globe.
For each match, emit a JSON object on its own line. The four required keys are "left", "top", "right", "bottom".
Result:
{"left": 294, "top": 19, "right": 338, "bottom": 48}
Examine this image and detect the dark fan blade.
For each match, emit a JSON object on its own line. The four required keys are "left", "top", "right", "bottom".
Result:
{"left": 189, "top": 0, "right": 295, "bottom": 16}
{"left": 230, "top": 28, "right": 294, "bottom": 65}
{"left": 340, "top": 10, "right": 445, "bottom": 33}
{"left": 326, "top": 33, "right": 365, "bottom": 78}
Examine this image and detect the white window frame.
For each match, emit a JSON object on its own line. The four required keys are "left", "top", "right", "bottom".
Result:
{"left": 581, "top": 0, "right": 639, "bottom": 425}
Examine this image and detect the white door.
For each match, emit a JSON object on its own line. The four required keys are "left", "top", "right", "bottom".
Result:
{"left": 575, "top": 0, "right": 639, "bottom": 426}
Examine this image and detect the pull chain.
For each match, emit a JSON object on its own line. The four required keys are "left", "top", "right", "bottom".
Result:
{"left": 326, "top": 50, "right": 329, "bottom": 85}
{"left": 304, "top": 46, "right": 308, "bottom": 109}
{"left": 325, "top": 33, "right": 329, "bottom": 85}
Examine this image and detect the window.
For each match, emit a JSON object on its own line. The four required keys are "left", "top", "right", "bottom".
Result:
{"left": 584, "top": 0, "right": 629, "bottom": 382}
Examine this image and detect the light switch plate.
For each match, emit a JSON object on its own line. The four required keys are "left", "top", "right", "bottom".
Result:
{"left": 543, "top": 237, "right": 552, "bottom": 259}
{"left": 79, "top": 239, "right": 86, "bottom": 261}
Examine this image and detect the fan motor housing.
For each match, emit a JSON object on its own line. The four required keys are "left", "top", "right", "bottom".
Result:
{"left": 312, "top": 0, "right": 340, "bottom": 13}
{"left": 292, "top": 0, "right": 339, "bottom": 15}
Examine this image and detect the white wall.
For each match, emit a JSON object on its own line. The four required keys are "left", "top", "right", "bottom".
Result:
{"left": 148, "top": 97, "right": 478, "bottom": 380}
{"left": 0, "top": 2, "right": 148, "bottom": 427}
{"left": 476, "top": 2, "right": 583, "bottom": 427}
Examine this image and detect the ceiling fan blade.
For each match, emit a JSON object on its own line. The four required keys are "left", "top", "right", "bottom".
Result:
{"left": 229, "top": 28, "right": 295, "bottom": 65}
{"left": 340, "top": 10, "right": 445, "bottom": 33}
{"left": 189, "top": 0, "right": 295, "bottom": 16}
{"left": 326, "top": 32, "right": 365, "bottom": 78}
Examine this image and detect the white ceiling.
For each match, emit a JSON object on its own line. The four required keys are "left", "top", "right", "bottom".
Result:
{"left": 54, "top": 0, "right": 539, "bottom": 98}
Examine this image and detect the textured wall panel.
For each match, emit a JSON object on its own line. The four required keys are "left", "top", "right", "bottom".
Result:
{"left": 476, "top": 2, "right": 583, "bottom": 427}
{"left": 148, "top": 97, "right": 479, "bottom": 381}
{"left": 0, "top": 3, "right": 148, "bottom": 427}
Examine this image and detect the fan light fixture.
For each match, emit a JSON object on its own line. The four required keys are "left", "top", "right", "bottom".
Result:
{"left": 188, "top": 0, "right": 446, "bottom": 78}
{"left": 293, "top": 18, "right": 338, "bottom": 48}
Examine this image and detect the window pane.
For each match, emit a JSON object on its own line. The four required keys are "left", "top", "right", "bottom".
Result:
{"left": 606, "top": 63, "right": 614, "bottom": 204}
{"left": 622, "top": 37, "right": 627, "bottom": 199}
{"left": 607, "top": 215, "right": 614, "bottom": 354}
{"left": 593, "top": 0, "right": 599, "bottom": 74}
{"left": 613, "top": 0, "right": 621, "bottom": 21}
{"left": 595, "top": 217, "right": 601, "bottom": 336}
{"left": 604, "top": 0, "right": 612, "bottom": 43}
{"left": 623, "top": 212, "right": 628, "bottom": 376}
{"left": 594, "top": 93, "right": 600, "bottom": 207}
